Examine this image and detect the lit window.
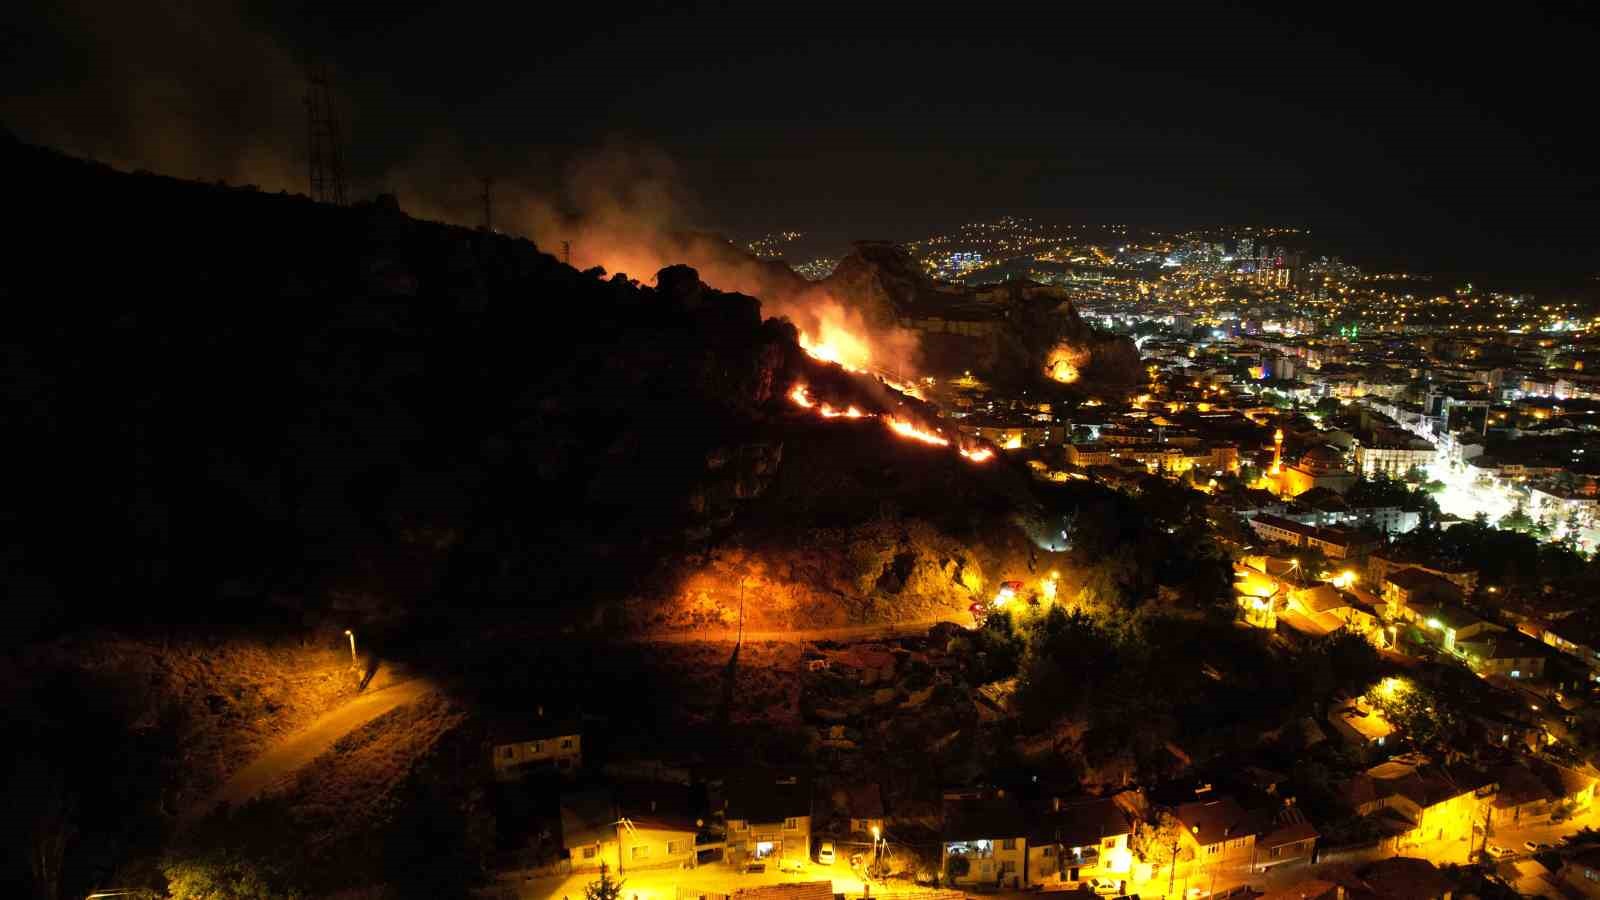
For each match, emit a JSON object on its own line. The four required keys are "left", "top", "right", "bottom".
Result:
{"left": 668, "top": 841, "right": 681, "bottom": 855}
{"left": 583, "top": 846, "right": 596, "bottom": 860}
{"left": 561, "top": 738, "right": 574, "bottom": 749}
{"left": 632, "top": 846, "right": 649, "bottom": 860}
{"left": 784, "top": 817, "right": 799, "bottom": 831}
{"left": 1000, "top": 839, "right": 1016, "bottom": 850}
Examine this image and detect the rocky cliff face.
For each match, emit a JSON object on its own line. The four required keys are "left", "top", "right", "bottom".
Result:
{"left": 821, "top": 242, "right": 1141, "bottom": 388}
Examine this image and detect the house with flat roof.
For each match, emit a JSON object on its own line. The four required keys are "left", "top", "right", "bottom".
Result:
{"left": 1327, "top": 700, "right": 1395, "bottom": 761}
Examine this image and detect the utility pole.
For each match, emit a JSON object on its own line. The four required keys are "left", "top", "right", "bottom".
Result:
{"left": 480, "top": 176, "right": 493, "bottom": 232}
{"left": 1167, "top": 836, "right": 1179, "bottom": 900}
{"left": 737, "top": 577, "right": 747, "bottom": 646}
{"left": 303, "top": 62, "right": 348, "bottom": 206}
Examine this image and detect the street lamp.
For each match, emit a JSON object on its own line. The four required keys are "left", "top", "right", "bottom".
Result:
{"left": 343, "top": 629, "right": 357, "bottom": 666}
{"left": 871, "top": 824, "right": 883, "bottom": 878}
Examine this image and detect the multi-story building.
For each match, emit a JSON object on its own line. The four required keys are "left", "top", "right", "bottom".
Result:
{"left": 1341, "top": 756, "right": 1495, "bottom": 854}
{"left": 1030, "top": 796, "right": 1133, "bottom": 889}
{"left": 1353, "top": 440, "right": 1435, "bottom": 478}
{"left": 725, "top": 770, "right": 812, "bottom": 866}
{"left": 941, "top": 789, "right": 1028, "bottom": 889}
{"left": 1247, "top": 514, "right": 1380, "bottom": 559}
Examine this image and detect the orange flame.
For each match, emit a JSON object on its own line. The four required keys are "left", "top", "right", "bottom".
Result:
{"left": 1045, "top": 343, "right": 1089, "bottom": 384}
{"left": 960, "top": 447, "right": 995, "bottom": 463}
{"left": 799, "top": 330, "right": 870, "bottom": 374}
{"left": 884, "top": 417, "right": 950, "bottom": 447}
{"left": 789, "top": 384, "right": 815, "bottom": 408}
{"left": 820, "top": 403, "right": 865, "bottom": 419}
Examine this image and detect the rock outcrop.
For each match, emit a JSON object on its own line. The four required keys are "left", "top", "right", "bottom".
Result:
{"left": 821, "top": 242, "right": 1141, "bottom": 388}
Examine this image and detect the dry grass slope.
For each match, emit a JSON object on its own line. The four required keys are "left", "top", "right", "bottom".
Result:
{"left": 30, "top": 632, "right": 358, "bottom": 799}
{"left": 282, "top": 690, "right": 463, "bottom": 851}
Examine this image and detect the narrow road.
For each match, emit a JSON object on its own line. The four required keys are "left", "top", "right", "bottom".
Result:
{"left": 187, "top": 676, "right": 434, "bottom": 821}
{"left": 628, "top": 614, "right": 965, "bottom": 645}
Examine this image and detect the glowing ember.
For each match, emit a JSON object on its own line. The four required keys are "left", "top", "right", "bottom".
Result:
{"left": 884, "top": 417, "right": 949, "bottom": 447}
{"left": 789, "top": 384, "right": 815, "bottom": 408}
{"left": 960, "top": 447, "right": 995, "bottom": 463}
{"left": 1045, "top": 343, "right": 1089, "bottom": 384}
{"left": 820, "top": 403, "right": 865, "bottom": 419}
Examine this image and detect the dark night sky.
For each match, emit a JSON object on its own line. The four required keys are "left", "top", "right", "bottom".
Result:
{"left": 3, "top": 1, "right": 1597, "bottom": 277}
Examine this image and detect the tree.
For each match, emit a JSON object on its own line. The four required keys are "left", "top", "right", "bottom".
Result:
{"left": 585, "top": 863, "right": 624, "bottom": 900}
{"left": 1371, "top": 679, "right": 1465, "bottom": 751}
{"left": 162, "top": 852, "right": 304, "bottom": 900}
{"left": 1132, "top": 812, "right": 1189, "bottom": 893}
{"left": 11, "top": 753, "right": 73, "bottom": 900}
{"left": 1498, "top": 500, "right": 1534, "bottom": 534}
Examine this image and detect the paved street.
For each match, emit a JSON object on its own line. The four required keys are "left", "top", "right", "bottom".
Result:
{"left": 186, "top": 672, "right": 435, "bottom": 822}
{"left": 1124, "top": 807, "right": 1600, "bottom": 899}
{"left": 518, "top": 857, "right": 874, "bottom": 900}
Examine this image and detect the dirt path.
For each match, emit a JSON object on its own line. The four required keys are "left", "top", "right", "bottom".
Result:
{"left": 187, "top": 675, "right": 434, "bottom": 821}
{"left": 630, "top": 614, "right": 965, "bottom": 644}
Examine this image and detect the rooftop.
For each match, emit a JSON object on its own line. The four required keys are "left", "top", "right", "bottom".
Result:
{"left": 943, "top": 792, "right": 1027, "bottom": 842}
{"left": 725, "top": 769, "right": 812, "bottom": 824}
{"left": 1174, "top": 796, "right": 1250, "bottom": 847}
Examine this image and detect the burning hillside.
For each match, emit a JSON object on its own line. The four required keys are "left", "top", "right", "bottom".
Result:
{"left": 1045, "top": 342, "right": 1089, "bottom": 383}
{"left": 786, "top": 379, "right": 993, "bottom": 464}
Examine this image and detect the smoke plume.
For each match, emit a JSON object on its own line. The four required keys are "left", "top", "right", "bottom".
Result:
{"left": 2, "top": 2, "right": 920, "bottom": 374}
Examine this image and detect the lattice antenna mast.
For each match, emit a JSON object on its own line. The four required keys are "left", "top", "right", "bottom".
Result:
{"left": 304, "top": 63, "right": 348, "bottom": 205}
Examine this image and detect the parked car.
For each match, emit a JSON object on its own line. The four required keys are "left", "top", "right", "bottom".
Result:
{"left": 817, "top": 842, "right": 835, "bottom": 865}
{"left": 744, "top": 862, "right": 766, "bottom": 873}
{"left": 1486, "top": 844, "right": 1512, "bottom": 859}
{"left": 1090, "top": 878, "right": 1123, "bottom": 896}
{"left": 1525, "top": 840, "right": 1553, "bottom": 852}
